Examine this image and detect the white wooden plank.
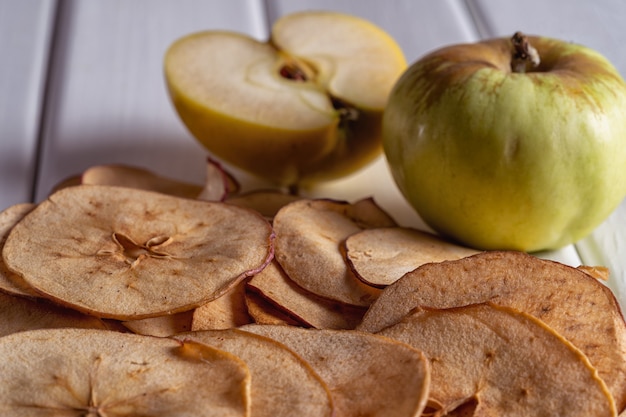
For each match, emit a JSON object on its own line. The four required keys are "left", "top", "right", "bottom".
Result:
{"left": 0, "top": 0, "right": 57, "bottom": 211}
{"left": 35, "top": 0, "right": 269, "bottom": 201}
{"left": 466, "top": 0, "right": 626, "bottom": 73}
{"left": 467, "top": 0, "right": 626, "bottom": 298}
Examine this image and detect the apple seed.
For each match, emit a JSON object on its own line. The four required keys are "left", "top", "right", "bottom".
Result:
{"left": 279, "top": 63, "right": 308, "bottom": 81}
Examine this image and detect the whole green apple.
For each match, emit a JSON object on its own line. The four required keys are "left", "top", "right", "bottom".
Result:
{"left": 383, "top": 32, "right": 626, "bottom": 252}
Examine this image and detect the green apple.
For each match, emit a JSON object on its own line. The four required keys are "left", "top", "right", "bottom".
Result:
{"left": 164, "top": 11, "right": 406, "bottom": 189}
{"left": 383, "top": 32, "right": 626, "bottom": 252}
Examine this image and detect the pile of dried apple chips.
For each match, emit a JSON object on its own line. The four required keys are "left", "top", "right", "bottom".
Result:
{"left": 0, "top": 161, "right": 624, "bottom": 416}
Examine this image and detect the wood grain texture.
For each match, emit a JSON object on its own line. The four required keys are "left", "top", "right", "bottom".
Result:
{"left": 0, "top": 0, "right": 56, "bottom": 211}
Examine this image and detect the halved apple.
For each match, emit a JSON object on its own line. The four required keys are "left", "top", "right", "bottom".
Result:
{"left": 164, "top": 11, "right": 406, "bottom": 188}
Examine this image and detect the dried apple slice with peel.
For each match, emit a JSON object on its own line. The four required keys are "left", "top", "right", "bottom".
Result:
{"left": 345, "top": 226, "right": 480, "bottom": 287}
{"left": 0, "top": 328, "right": 251, "bottom": 416}
{"left": 273, "top": 198, "right": 396, "bottom": 307}
{"left": 378, "top": 303, "right": 616, "bottom": 416}
{"left": 191, "top": 280, "right": 252, "bottom": 331}
{"left": 2, "top": 185, "right": 274, "bottom": 320}
{"left": 82, "top": 163, "right": 204, "bottom": 198}
{"left": 244, "top": 289, "right": 305, "bottom": 326}
{"left": 240, "top": 324, "right": 431, "bottom": 417}
{"left": 359, "top": 250, "right": 626, "bottom": 412}
{"left": 0, "top": 291, "right": 107, "bottom": 337}
{"left": 122, "top": 310, "right": 194, "bottom": 337}
{"left": 176, "top": 329, "right": 334, "bottom": 417}
{"left": 0, "top": 203, "right": 39, "bottom": 297}
{"left": 247, "top": 260, "right": 365, "bottom": 330}
{"left": 197, "top": 156, "right": 240, "bottom": 202}
{"left": 164, "top": 11, "right": 406, "bottom": 187}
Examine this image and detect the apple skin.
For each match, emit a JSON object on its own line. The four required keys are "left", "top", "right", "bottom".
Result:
{"left": 383, "top": 35, "right": 626, "bottom": 252}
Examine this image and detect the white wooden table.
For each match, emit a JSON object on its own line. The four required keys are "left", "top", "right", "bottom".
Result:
{"left": 2, "top": 0, "right": 625, "bottom": 304}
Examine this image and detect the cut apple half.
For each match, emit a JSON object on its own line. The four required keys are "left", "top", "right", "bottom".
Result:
{"left": 164, "top": 11, "right": 406, "bottom": 186}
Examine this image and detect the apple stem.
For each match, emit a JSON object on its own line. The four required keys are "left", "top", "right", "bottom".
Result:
{"left": 510, "top": 32, "right": 540, "bottom": 73}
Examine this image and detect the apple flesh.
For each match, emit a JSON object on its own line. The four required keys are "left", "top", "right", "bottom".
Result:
{"left": 383, "top": 33, "right": 626, "bottom": 252}
{"left": 164, "top": 11, "right": 406, "bottom": 188}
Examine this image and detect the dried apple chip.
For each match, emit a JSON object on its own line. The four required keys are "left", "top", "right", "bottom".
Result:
{"left": 82, "top": 163, "right": 204, "bottom": 198}
{"left": 0, "top": 328, "right": 251, "bottom": 416}
{"left": 191, "top": 280, "right": 252, "bottom": 331}
{"left": 240, "top": 324, "right": 431, "bottom": 417}
{"left": 273, "top": 198, "right": 396, "bottom": 307}
{"left": 2, "top": 185, "right": 274, "bottom": 320}
{"left": 197, "top": 157, "right": 240, "bottom": 202}
{"left": 345, "top": 226, "right": 479, "bottom": 287}
{"left": 359, "top": 251, "right": 626, "bottom": 412}
{"left": 0, "top": 203, "right": 39, "bottom": 297}
{"left": 247, "top": 260, "right": 365, "bottom": 329}
{"left": 578, "top": 264, "right": 610, "bottom": 281}
{"left": 176, "top": 329, "right": 334, "bottom": 417}
{"left": 244, "top": 290, "right": 305, "bottom": 326}
{"left": 378, "top": 303, "right": 616, "bottom": 416}
{"left": 0, "top": 291, "right": 107, "bottom": 337}
{"left": 122, "top": 310, "right": 194, "bottom": 336}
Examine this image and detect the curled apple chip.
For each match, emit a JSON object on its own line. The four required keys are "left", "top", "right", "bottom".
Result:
{"left": 358, "top": 251, "right": 626, "bottom": 412}
{"left": 244, "top": 290, "right": 305, "bottom": 326}
{"left": 0, "top": 291, "right": 106, "bottom": 337}
{"left": 191, "top": 280, "right": 252, "bottom": 331}
{"left": 0, "top": 203, "right": 39, "bottom": 297}
{"left": 0, "top": 328, "right": 251, "bottom": 416}
{"left": 82, "top": 163, "right": 204, "bottom": 198}
{"left": 122, "top": 310, "right": 194, "bottom": 337}
{"left": 345, "top": 226, "right": 479, "bottom": 287}
{"left": 240, "top": 324, "right": 431, "bottom": 417}
{"left": 247, "top": 260, "right": 365, "bottom": 329}
{"left": 197, "top": 157, "right": 240, "bottom": 202}
{"left": 378, "top": 303, "right": 616, "bottom": 416}
{"left": 273, "top": 198, "right": 396, "bottom": 307}
{"left": 578, "top": 264, "right": 610, "bottom": 281}
{"left": 2, "top": 185, "right": 274, "bottom": 320}
{"left": 176, "top": 329, "right": 334, "bottom": 417}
